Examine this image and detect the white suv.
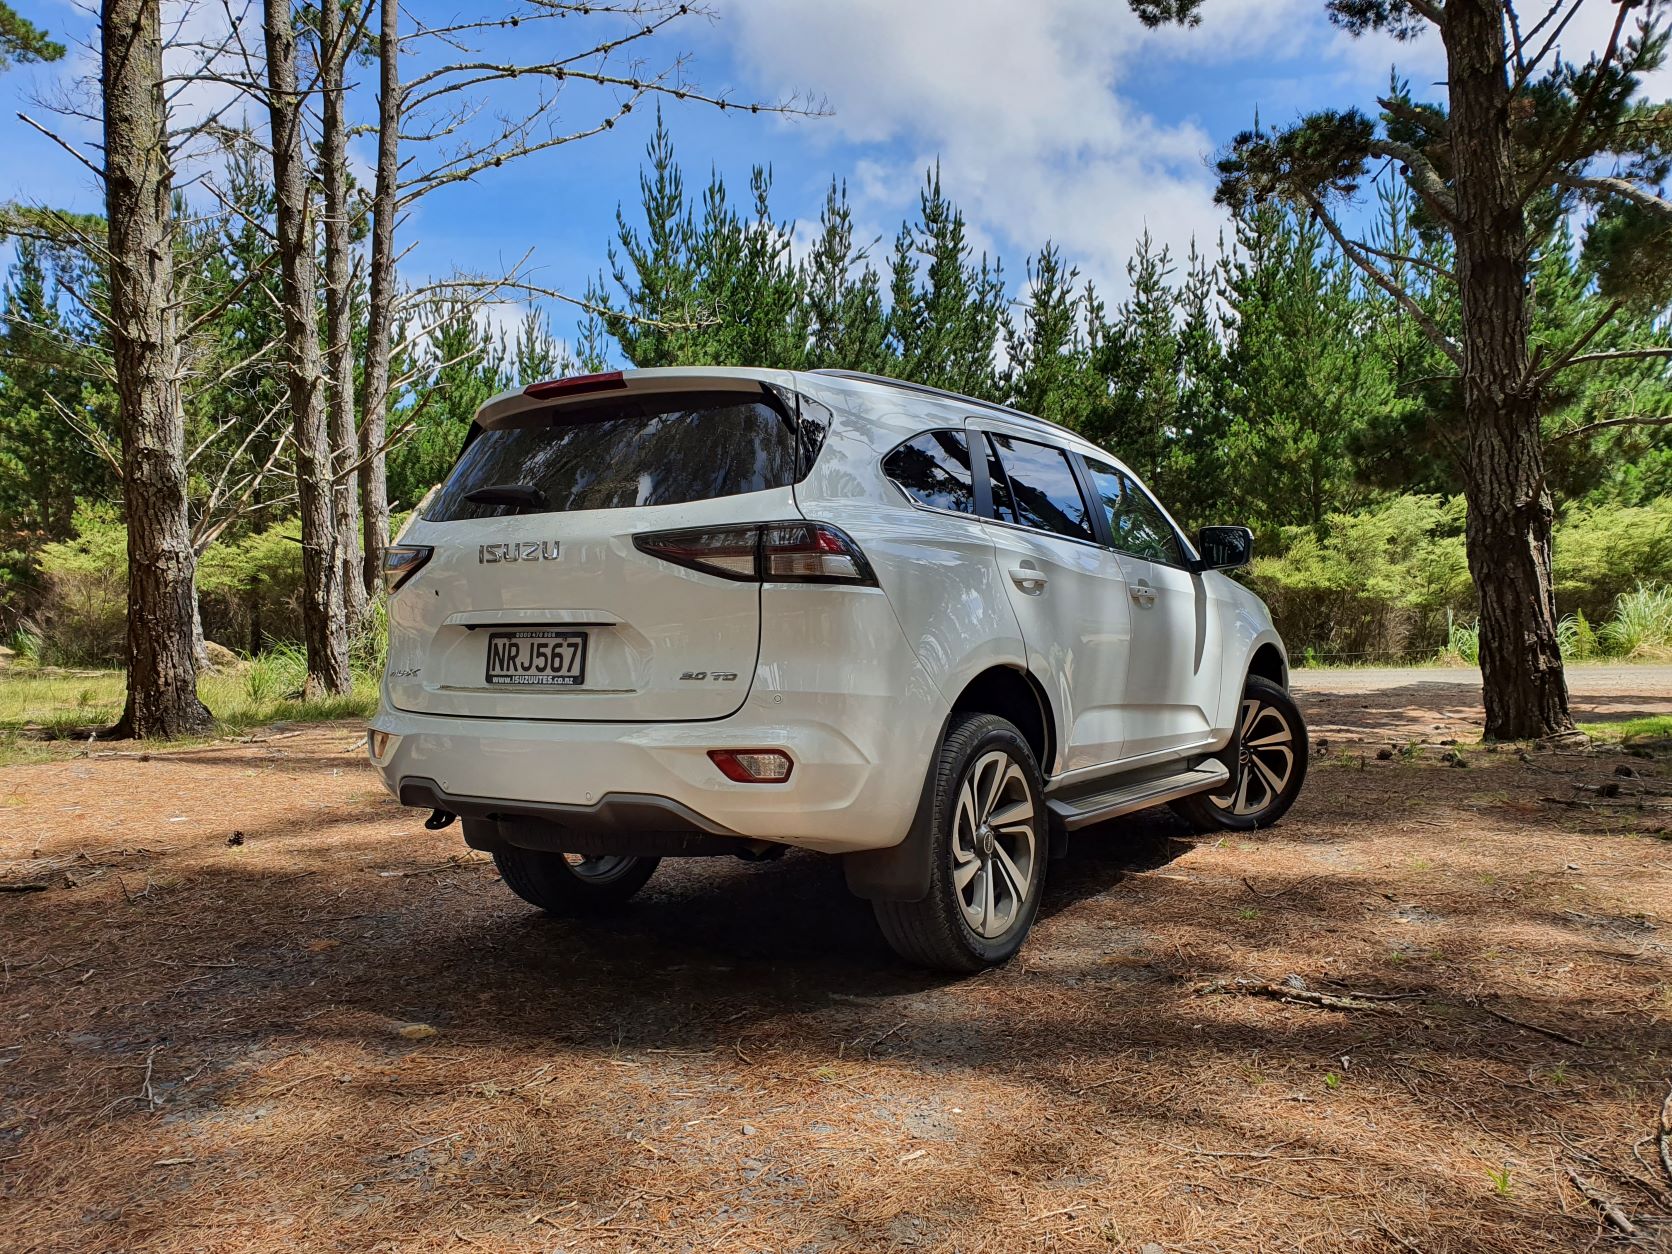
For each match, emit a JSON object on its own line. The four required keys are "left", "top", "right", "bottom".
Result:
{"left": 368, "top": 367, "right": 1307, "bottom": 970}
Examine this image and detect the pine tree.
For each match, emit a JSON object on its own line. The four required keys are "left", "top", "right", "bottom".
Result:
{"left": 509, "top": 310, "right": 573, "bottom": 384}
{"left": 1090, "top": 231, "right": 1180, "bottom": 492}
{"left": 1169, "top": 238, "right": 1232, "bottom": 529}
{"left": 0, "top": 2, "right": 64, "bottom": 68}
{"left": 886, "top": 168, "right": 1007, "bottom": 400}
{"left": 386, "top": 299, "right": 506, "bottom": 510}
{"left": 1220, "top": 205, "right": 1378, "bottom": 530}
{"left": 1133, "top": 0, "right": 1672, "bottom": 737}
{"left": 1005, "top": 242, "right": 1099, "bottom": 431}
{"left": 688, "top": 163, "right": 806, "bottom": 367}
{"left": 803, "top": 180, "right": 889, "bottom": 372}
{"left": 602, "top": 110, "right": 701, "bottom": 368}
{"left": 0, "top": 237, "right": 118, "bottom": 544}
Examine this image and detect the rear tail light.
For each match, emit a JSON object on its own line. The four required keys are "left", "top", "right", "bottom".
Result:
{"left": 632, "top": 526, "right": 760, "bottom": 580}
{"left": 708, "top": 749, "right": 794, "bottom": 782}
{"left": 382, "top": 544, "right": 433, "bottom": 593}
{"left": 634, "top": 522, "right": 876, "bottom": 585}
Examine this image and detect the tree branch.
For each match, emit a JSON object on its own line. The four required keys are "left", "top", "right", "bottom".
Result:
{"left": 15, "top": 112, "right": 105, "bottom": 180}
{"left": 1549, "top": 413, "right": 1672, "bottom": 444}
{"left": 41, "top": 390, "right": 123, "bottom": 479}
{"left": 1553, "top": 346, "right": 1672, "bottom": 371}
{"left": 1355, "top": 239, "right": 1455, "bottom": 283}
{"left": 1367, "top": 137, "right": 1457, "bottom": 222}
{"left": 1303, "top": 192, "right": 1463, "bottom": 368}
{"left": 1522, "top": 0, "right": 1631, "bottom": 201}
{"left": 1554, "top": 172, "right": 1672, "bottom": 221}
{"left": 178, "top": 248, "right": 278, "bottom": 338}
{"left": 1513, "top": 0, "right": 1586, "bottom": 90}
{"left": 1530, "top": 297, "right": 1626, "bottom": 386}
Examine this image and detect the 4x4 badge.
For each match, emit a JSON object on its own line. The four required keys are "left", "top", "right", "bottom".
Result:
{"left": 479, "top": 541, "right": 560, "bottom": 563}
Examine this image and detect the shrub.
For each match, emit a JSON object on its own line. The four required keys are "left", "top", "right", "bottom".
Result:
{"left": 1247, "top": 495, "right": 1472, "bottom": 662}
{"left": 1553, "top": 499, "right": 1672, "bottom": 623}
{"left": 197, "top": 520, "right": 307, "bottom": 650}
{"left": 241, "top": 641, "right": 309, "bottom": 704}
{"left": 30, "top": 504, "right": 128, "bottom": 666}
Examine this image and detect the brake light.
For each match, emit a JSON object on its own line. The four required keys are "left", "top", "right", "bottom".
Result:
{"left": 522, "top": 371, "right": 627, "bottom": 400}
{"left": 382, "top": 544, "right": 433, "bottom": 593}
{"left": 633, "top": 522, "right": 876, "bottom": 585}
{"left": 708, "top": 749, "right": 794, "bottom": 782}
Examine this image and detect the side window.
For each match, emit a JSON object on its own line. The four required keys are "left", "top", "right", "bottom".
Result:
{"left": 883, "top": 429, "right": 978, "bottom": 515}
{"left": 988, "top": 434, "right": 1095, "bottom": 542}
{"left": 1084, "top": 459, "right": 1185, "bottom": 565}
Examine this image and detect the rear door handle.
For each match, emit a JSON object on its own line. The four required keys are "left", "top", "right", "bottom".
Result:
{"left": 1129, "top": 582, "right": 1156, "bottom": 606}
{"left": 1009, "top": 567, "right": 1048, "bottom": 593}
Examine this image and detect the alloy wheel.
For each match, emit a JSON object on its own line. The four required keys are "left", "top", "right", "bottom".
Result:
{"left": 1211, "top": 696, "right": 1297, "bottom": 818}
{"left": 950, "top": 749, "right": 1038, "bottom": 938}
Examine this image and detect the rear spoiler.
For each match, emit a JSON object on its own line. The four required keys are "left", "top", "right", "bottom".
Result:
{"left": 472, "top": 369, "right": 781, "bottom": 431}
{"left": 452, "top": 367, "right": 831, "bottom": 482}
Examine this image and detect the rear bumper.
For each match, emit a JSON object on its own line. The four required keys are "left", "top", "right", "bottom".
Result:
{"left": 368, "top": 640, "right": 946, "bottom": 856}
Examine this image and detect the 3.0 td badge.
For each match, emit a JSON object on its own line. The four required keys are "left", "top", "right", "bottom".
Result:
{"left": 479, "top": 541, "right": 561, "bottom": 563}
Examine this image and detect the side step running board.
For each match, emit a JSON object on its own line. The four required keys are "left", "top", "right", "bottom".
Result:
{"left": 1047, "top": 762, "right": 1230, "bottom": 831}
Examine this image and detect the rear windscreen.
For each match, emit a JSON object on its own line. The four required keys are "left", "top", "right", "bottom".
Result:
{"left": 425, "top": 391, "right": 799, "bottom": 522}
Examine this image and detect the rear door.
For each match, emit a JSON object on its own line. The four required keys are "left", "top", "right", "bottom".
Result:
{"left": 970, "top": 423, "right": 1132, "bottom": 774}
{"left": 385, "top": 383, "right": 801, "bottom": 722}
{"left": 1079, "top": 456, "right": 1222, "bottom": 758}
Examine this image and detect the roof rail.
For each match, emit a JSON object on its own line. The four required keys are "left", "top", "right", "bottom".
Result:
{"left": 809, "top": 369, "right": 1078, "bottom": 439}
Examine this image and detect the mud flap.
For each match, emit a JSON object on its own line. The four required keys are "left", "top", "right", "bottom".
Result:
{"left": 840, "top": 713, "right": 949, "bottom": 903}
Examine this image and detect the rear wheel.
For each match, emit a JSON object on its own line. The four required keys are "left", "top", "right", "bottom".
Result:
{"left": 493, "top": 848, "right": 660, "bottom": 913}
{"left": 874, "top": 713, "right": 1048, "bottom": 972}
{"left": 1171, "top": 675, "right": 1308, "bottom": 832}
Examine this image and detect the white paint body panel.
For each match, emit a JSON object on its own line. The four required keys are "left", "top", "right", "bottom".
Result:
{"left": 369, "top": 366, "right": 1289, "bottom": 854}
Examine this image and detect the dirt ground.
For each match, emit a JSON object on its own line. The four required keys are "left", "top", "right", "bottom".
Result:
{"left": 4, "top": 668, "right": 1672, "bottom": 1253}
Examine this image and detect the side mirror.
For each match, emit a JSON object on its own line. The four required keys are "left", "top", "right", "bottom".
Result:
{"left": 1196, "top": 525, "right": 1253, "bottom": 571}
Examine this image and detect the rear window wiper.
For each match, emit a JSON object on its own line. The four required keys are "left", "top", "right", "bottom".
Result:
{"left": 464, "top": 483, "right": 548, "bottom": 510}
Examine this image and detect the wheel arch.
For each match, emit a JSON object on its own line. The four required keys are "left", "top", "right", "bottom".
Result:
{"left": 1247, "top": 641, "right": 1288, "bottom": 690}
{"left": 844, "top": 663, "right": 1056, "bottom": 905}
{"left": 948, "top": 664, "right": 1056, "bottom": 775}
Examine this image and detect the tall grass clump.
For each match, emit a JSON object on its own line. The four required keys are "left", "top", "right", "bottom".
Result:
{"left": 1600, "top": 583, "right": 1672, "bottom": 658}
{"left": 1434, "top": 611, "right": 1480, "bottom": 666}
{"left": 6, "top": 626, "right": 44, "bottom": 664}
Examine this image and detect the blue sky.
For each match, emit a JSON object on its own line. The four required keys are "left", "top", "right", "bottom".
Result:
{"left": 0, "top": 0, "right": 1652, "bottom": 355}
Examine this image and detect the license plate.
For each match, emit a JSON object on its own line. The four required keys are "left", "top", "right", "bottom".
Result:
{"left": 485, "top": 630, "right": 587, "bottom": 686}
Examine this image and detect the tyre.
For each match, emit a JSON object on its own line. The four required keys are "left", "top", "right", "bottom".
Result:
{"left": 1171, "top": 675, "right": 1308, "bottom": 832}
{"left": 493, "top": 847, "right": 660, "bottom": 913}
{"left": 874, "top": 713, "right": 1049, "bottom": 972}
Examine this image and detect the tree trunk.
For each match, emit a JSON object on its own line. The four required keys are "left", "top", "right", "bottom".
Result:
{"left": 102, "top": 0, "right": 213, "bottom": 738}
{"left": 1442, "top": 0, "right": 1573, "bottom": 740}
{"left": 357, "top": 0, "right": 400, "bottom": 598}
{"left": 320, "top": 0, "right": 366, "bottom": 631}
{"left": 264, "top": 0, "right": 352, "bottom": 697}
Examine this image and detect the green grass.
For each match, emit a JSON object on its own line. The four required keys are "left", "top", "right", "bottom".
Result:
{"left": 1579, "top": 715, "right": 1672, "bottom": 745}
{"left": 0, "top": 658, "right": 376, "bottom": 763}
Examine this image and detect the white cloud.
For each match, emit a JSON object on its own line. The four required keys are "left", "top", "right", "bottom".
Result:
{"left": 1564, "top": 2, "right": 1672, "bottom": 99}
{"left": 713, "top": 0, "right": 1349, "bottom": 297}
{"left": 715, "top": 0, "right": 1672, "bottom": 305}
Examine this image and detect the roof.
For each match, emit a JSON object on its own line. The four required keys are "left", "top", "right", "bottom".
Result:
{"left": 809, "top": 369, "right": 1079, "bottom": 442}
